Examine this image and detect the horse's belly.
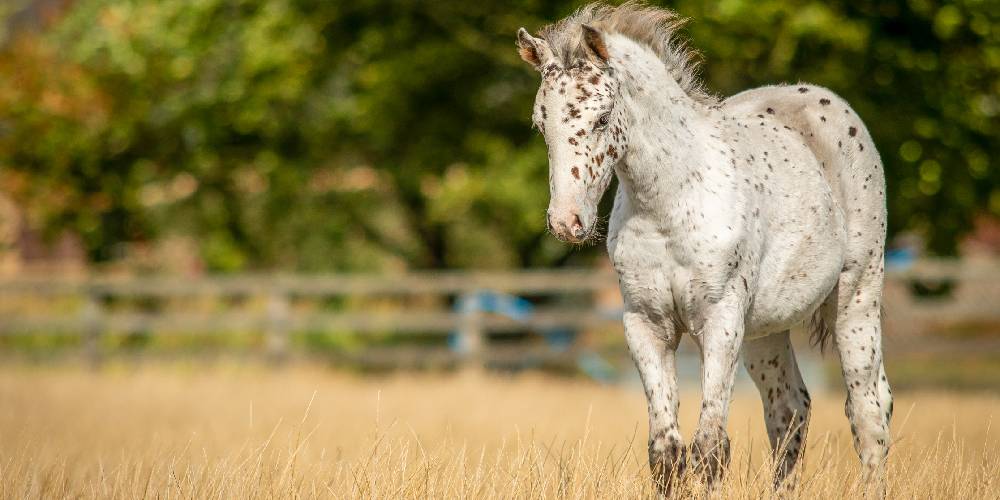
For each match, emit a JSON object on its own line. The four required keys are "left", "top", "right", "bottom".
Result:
{"left": 747, "top": 234, "right": 844, "bottom": 337}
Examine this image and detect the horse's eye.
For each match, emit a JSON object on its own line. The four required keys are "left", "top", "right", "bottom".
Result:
{"left": 595, "top": 113, "right": 610, "bottom": 130}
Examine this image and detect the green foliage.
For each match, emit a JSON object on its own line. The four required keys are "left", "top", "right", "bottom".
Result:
{"left": 0, "top": 0, "right": 997, "bottom": 270}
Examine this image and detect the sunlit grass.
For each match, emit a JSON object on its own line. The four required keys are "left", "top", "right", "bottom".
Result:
{"left": 0, "top": 364, "right": 996, "bottom": 498}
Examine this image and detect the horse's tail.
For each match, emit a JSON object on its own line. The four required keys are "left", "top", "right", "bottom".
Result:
{"left": 808, "top": 290, "right": 838, "bottom": 353}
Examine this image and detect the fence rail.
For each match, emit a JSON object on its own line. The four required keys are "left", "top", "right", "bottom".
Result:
{"left": 0, "top": 271, "right": 614, "bottom": 296}
{"left": 2, "top": 258, "right": 996, "bottom": 295}
{"left": 1, "top": 258, "right": 998, "bottom": 366}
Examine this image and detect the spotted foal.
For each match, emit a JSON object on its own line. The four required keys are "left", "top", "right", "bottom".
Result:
{"left": 518, "top": 2, "right": 891, "bottom": 494}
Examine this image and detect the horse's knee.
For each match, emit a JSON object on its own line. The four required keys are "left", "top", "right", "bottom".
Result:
{"left": 649, "top": 428, "right": 685, "bottom": 492}
{"left": 690, "top": 424, "right": 730, "bottom": 481}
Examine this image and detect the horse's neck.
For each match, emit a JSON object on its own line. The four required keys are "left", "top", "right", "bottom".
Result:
{"left": 616, "top": 70, "right": 717, "bottom": 222}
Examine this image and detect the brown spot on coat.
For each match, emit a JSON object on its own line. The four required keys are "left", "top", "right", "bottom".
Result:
{"left": 820, "top": 98, "right": 831, "bottom": 105}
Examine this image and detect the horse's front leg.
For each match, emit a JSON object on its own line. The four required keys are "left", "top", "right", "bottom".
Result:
{"left": 690, "top": 301, "right": 746, "bottom": 484}
{"left": 623, "top": 310, "right": 683, "bottom": 495}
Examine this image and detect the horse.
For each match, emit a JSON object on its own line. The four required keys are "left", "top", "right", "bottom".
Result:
{"left": 516, "top": 1, "right": 892, "bottom": 493}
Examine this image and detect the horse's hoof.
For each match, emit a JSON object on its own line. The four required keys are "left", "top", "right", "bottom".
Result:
{"left": 690, "top": 426, "right": 731, "bottom": 483}
{"left": 649, "top": 429, "right": 685, "bottom": 495}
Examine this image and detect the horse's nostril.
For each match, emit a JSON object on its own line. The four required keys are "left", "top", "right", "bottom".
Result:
{"left": 570, "top": 214, "right": 587, "bottom": 239}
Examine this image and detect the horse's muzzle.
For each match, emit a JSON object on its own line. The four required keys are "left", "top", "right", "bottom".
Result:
{"left": 546, "top": 209, "right": 589, "bottom": 243}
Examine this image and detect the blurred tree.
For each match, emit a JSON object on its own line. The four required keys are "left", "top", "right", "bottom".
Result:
{"left": 0, "top": 0, "right": 996, "bottom": 270}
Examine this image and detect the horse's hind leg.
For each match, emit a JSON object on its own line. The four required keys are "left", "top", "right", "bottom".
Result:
{"left": 743, "top": 330, "right": 811, "bottom": 489}
{"left": 832, "top": 264, "right": 893, "bottom": 488}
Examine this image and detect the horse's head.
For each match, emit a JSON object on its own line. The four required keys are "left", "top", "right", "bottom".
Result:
{"left": 517, "top": 26, "right": 625, "bottom": 244}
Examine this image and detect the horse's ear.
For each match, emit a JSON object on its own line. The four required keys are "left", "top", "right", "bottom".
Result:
{"left": 517, "top": 28, "right": 549, "bottom": 69}
{"left": 581, "top": 24, "right": 609, "bottom": 63}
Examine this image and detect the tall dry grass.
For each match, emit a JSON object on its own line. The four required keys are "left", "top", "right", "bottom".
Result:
{"left": 0, "top": 364, "right": 997, "bottom": 498}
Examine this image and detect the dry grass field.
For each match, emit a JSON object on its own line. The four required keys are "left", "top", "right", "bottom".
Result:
{"left": 0, "top": 364, "right": 997, "bottom": 499}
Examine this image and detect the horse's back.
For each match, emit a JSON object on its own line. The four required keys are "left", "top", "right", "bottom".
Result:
{"left": 722, "top": 83, "right": 887, "bottom": 259}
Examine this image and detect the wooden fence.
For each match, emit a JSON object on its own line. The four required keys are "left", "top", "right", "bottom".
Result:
{"left": 1, "top": 258, "right": 998, "bottom": 367}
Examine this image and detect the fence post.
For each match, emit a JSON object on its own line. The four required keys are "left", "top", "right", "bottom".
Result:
{"left": 266, "top": 288, "right": 290, "bottom": 364}
{"left": 81, "top": 287, "right": 104, "bottom": 369}
{"left": 457, "top": 291, "right": 484, "bottom": 370}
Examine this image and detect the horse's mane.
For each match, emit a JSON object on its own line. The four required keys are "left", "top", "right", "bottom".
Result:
{"left": 537, "top": 1, "right": 716, "bottom": 105}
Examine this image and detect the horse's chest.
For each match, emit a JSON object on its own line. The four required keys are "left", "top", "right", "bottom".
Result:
{"left": 608, "top": 224, "right": 692, "bottom": 322}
